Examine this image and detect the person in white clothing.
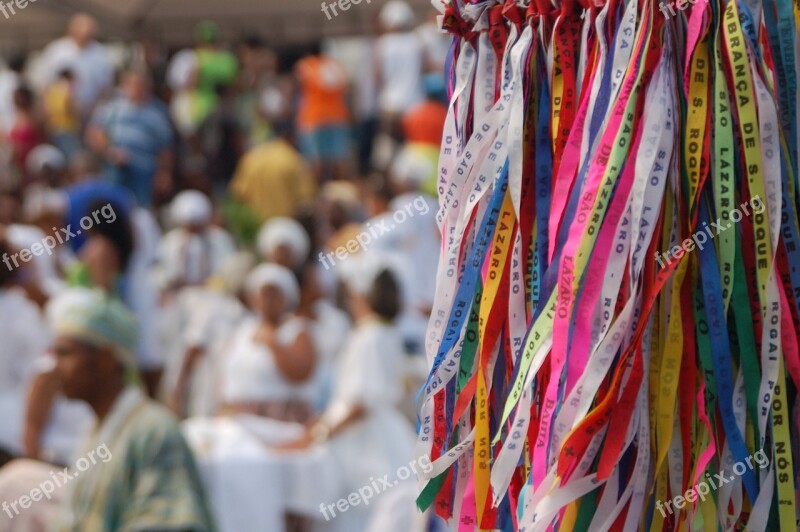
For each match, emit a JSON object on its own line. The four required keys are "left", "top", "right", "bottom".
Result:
{"left": 163, "top": 252, "right": 252, "bottom": 418}
{"left": 255, "top": 216, "right": 310, "bottom": 272}
{"left": 295, "top": 262, "right": 351, "bottom": 411}
{"left": 34, "top": 13, "right": 113, "bottom": 120}
{"left": 0, "top": 237, "right": 50, "bottom": 464}
{"left": 218, "top": 263, "right": 318, "bottom": 422}
{"left": 158, "top": 190, "right": 236, "bottom": 291}
{"left": 181, "top": 263, "right": 321, "bottom": 532}
{"left": 277, "top": 255, "right": 422, "bottom": 532}
{"left": 375, "top": 1, "right": 425, "bottom": 126}
{"left": 0, "top": 55, "right": 25, "bottom": 135}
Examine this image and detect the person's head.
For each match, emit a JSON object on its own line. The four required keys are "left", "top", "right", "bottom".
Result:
{"left": 170, "top": 190, "right": 212, "bottom": 233}
{"left": 365, "top": 268, "right": 401, "bottom": 320}
{"left": 68, "top": 151, "right": 102, "bottom": 183}
{"left": 81, "top": 200, "right": 134, "bottom": 278}
{"left": 194, "top": 21, "right": 221, "bottom": 47}
{"left": 342, "top": 255, "right": 402, "bottom": 322}
{"left": 245, "top": 263, "right": 300, "bottom": 322}
{"left": 240, "top": 34, "right": 264, "bottom": 52}
{"left": 26, "top": 145, "right": 67, "bottom": 187}
{"left": 379, "top": 1, "right": 416, "bottom": 32}
{"left": 12, "top": 85, "right": 34, "bottom": 112}
{"left": 256, "top": 217, "right": 311, "bottom": 271}
{"left": 7, "top": 53, "right": 26, "bottom": 74}
{"left": 0, "top": 190, "right": 21, "bottom": 225}
{"left": 68, "top": 13, "right": 98, "bottom": 48}
{"left": 298, "top": 262, "right": 325, "bottom": 308}
{"left": 320, "top": 181, "right": 360, "bottom": 232}
{"left": 307, "top": 40, "right": 323, "bottom": 58}
{"left": 0, "top": 237, "right": 17, "bottom": 289}
{"left": 366, "top": 173, "right": 393, "bottom": 217}
{"left": 49, "top": 290, "right": 139, "bottom": 402}
{"left": 57, "top": 68, "right": 75, "bottom": 83}
{"left": 423, "top": 72, "right": 447, "bottom": 103}
{"left": 120, "top": 69, "right": 152, "bottom": 104}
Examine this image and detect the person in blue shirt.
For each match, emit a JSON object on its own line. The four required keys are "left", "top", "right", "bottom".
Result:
{"left": 86, "top": 69, "right": 174, "bottom": 207}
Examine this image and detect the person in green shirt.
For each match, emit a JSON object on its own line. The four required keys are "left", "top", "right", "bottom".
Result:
{"left": 192, "top": 21, "right": 239, "bottom": 124}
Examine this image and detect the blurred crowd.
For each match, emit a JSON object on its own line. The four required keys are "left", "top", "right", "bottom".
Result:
{"left": 0, "top": 2, "right": 449, "bottom": 531}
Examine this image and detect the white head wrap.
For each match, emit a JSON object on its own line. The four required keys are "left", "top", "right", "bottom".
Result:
{"left": 379, "top": 0, "right": 416, "bottom": 30}
{"left": 256, "top": 217, "right": 310, "bottom": 268}
{"left": 245, "top": 263, "right": 301, "bottom": 312}
{"left": 170, "top": 190, "right": 212, "bottom": 227}
{"left": 26, "top": 144, "right": 67, "bottom": 176}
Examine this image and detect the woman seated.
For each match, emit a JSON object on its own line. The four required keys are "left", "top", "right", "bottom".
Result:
{"left": 277, "top": 255, "right": 422, "bottom": 532}
{"left": 181, "top": 262, "right": 320, "bottom": 532}
{"left": 218, "top": 262, "right": 317, "bottom": 421}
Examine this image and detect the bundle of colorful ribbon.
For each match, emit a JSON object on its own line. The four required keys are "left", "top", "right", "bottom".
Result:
{"left": 416, "top": 0, "right": 800, "bottom": 529}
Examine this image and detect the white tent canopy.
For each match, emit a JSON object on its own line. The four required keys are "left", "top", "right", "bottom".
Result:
{"left": 0, "top": 0, "right": 435, "bottom": 51}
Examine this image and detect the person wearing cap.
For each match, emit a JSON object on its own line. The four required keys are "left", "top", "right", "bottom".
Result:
{"left": 158, "top": 190, "right": 236, "bottom": 291}
{"left": 276, "top": 257, "right": 419, "bottom": 532}
{"left": 25, "top": 144, "right": 68, "bottom": 188}
{"left": 1, "top": 289, "right": 215, "bottom": 531}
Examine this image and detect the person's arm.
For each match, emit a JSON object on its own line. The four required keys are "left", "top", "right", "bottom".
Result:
{"left": 23, "top": 370, "right": 60, "bottom": 459}
{"left": 85, "top": 122, "right": 109, "bottom": 153}
{"left": 314, "top": 402, "right": 365, "bottom": 440}
{"left": 168, "top": 345, "right": 204, "bottom": 416}
{"left": 264, "top": 327, "right": 317, "bottom": 383}
{"left": 273, "top": 403, "right": 366, "bottom": 451}
{"left": 154, "top": 148, "right": 174, "bottom": 198}
{"left": 86, "top": 103, "right": 131, "bottom": 165}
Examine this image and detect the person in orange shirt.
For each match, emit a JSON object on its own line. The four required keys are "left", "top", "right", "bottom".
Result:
{"left": 401, "top": 73, "right": 447, "bottom": 146}
{"left": 295, "top": 42, "right": 351, "bottom": 182}
{"left": 396, "top": 73, "right": 448, "bottom": 196}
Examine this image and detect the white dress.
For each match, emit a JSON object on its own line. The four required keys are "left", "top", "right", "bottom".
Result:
{"left": 323, "top": 320, "right": 416, "bottom": 486}
{"left": 157, "top": 226, "right": 236, "bottom": 290}
{"left": 376, "top": 32, "right": 425, "bottom": 114}
{"left": 182, "top": 315, "right": 329, "bottom": 532}
{"left": 219, "top": 315, "right": 317, "bottom": 412}
{"left": 0, "top": 289, "right": 49, "bottom": 455}
{"left": 309, "top": 299, "right": 351, "bottom": 410}
{"left": 289, "top": 320, "right": 420, "bottom": 532}
{"left": 159, "top": 286, "right": 248, "bottom": 417}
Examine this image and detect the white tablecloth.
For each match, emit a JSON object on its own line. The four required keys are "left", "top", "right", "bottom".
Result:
{"left": 182, "top": 415, "right": 342, "bottom": 532}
